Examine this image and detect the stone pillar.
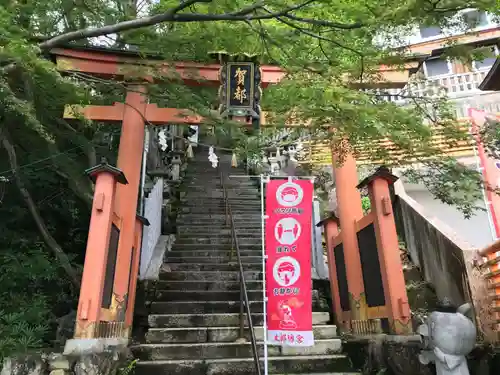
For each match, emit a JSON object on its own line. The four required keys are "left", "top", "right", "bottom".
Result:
{"left": 312, "top": 199, "right": 328, "bottom": 279}
{"left": 358, "top": 166, "right": 412, "bottom": 334}
{"left": 171, "top": 154, "right": 182, "bottom": 181}
{"left": 112, "top": 86, "right": 148, "bottom": 323}
{"left": 330, "top": 138, "right": 367, "bottom": 324}
{"left": 317, "top": 214, "right": 344, "bottom": 328}
{"left": 73, "top": 160, "right": 127, "bottom": 339}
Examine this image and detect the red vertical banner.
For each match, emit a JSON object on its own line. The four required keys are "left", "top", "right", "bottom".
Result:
{"left": 469, "top": 108, "right": 500, "bottom": 239}
{"left": 265, "top": 179, "right": 314, "bottom": 347}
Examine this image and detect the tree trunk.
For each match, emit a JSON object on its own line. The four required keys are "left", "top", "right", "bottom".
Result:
{"left": 0, "top": 126, "right": 81, "bottom": 289}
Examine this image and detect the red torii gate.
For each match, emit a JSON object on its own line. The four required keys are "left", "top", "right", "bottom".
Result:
{"left": 53, "top": 45, "right": 419, "bottom": 345}
{"left": 54, "top": 46, "right": 286, "bottom": 343}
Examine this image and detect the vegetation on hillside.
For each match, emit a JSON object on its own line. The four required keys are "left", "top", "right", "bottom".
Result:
{"left": 0, "top": 0, "right": 499, "bottom": 359}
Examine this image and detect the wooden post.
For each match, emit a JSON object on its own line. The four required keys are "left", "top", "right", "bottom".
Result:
{"left": 74, "top": 160, "right": 127, "bottom": 338}
{"left": 112, "top": 86, "right": 148, "bottom": 322}
{"left": 359, "top": 167, "right": 412, "bottom": 334}
{"left": 331, "top": 138, "right": 368, "bottom": 325}
{"left": 317, "top": 214, "right": 344, "bottom": 329}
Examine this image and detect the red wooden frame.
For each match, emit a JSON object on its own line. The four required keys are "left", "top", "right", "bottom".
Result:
{"left": 51, "top": 47, "right": 285, "bottom": 87}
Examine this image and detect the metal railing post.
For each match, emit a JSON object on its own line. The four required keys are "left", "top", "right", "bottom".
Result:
{"left": 219, "top": 166, "right": 262, "bottom": 375}
{"left": 239, "top": 278, "right": 245, "bottom": 339}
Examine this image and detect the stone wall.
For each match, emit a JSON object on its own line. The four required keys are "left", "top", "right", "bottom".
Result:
{"left": 393, "top": 193, "right": 498, "bottom": 343}
{"left": 343, "top": 335, "right": 500, "bottom": 375}
{"left": 1, "top": 351, "right": 131, "bottom": 375}
{"left": 393, "top": 195, "right": 470, "bottom": 306}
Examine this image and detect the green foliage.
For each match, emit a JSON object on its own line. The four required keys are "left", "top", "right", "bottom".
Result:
{"left": 118, "top": 359, "right": 138, "bottom": 375}
{"left": 361, "top": 196, "right": 371, "bottom": 214}
{"left": 0, "top": 245, "right": 74, "bottom": 361}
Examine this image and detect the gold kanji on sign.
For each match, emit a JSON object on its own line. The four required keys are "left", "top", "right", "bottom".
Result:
{"left": 233, "top": 86, "right": 247, "bottom": 104}
{"left": 234, "top": 67, "right": 247, "bottom": 86}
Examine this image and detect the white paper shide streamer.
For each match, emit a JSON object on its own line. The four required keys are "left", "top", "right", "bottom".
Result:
{"left": 208, "top": 146, "right": 218, "bottom": 168}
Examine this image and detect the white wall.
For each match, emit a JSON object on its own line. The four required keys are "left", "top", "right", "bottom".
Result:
{"left": 404, "top": 185, "right": 494, "bottom": 249}
{"left": 140, "top": 177, "right": 164, "bottom": 278}
{"left": 374, "top": 10, "right": 500, "bottom": 48}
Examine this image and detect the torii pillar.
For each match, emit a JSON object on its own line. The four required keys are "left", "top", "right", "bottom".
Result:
{"left": 111, "top": 86, "right": 146, "bottom": 322}
{"left": 330, "top": 137, "right": 368, "bottom": 327}
{"left": 64, "top": 86, "right": 203, "bottom": 329}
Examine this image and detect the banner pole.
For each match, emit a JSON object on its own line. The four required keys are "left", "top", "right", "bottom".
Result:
{"left": 260, "top": 174, "right": 269, "bottom": 375}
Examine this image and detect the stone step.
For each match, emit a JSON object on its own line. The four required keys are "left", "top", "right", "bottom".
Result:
{"left": 154, "top": 290, "right": 264, "bottom": 302}
{"left": 171, "top": 243, "right": 261, "bottom": 249}
{"left": 182, "top": 194, "right": 259, "bottom": 201}
{"left": 184, "top": 170, "right": 249, "bottom": 175}
{"left": 145, "top": 325, "right": 338, "bottom": 344}
{"left": 175, "top": 219, "right": 262, "bottom": 228}
{"left": 165, "top": 256, "right": 262, "bottom": 263}
{"left": 132, "top": 339, "right": 342, "bottom": 360}
{"left": 180, "top": 198, "right": 260, "bottom": 205}
{"left": 176, "top": 213, "right": 261, "bottom": 220}
{"left": 168, "top": 246, "right": 261, "bottom": 253}
{"left": 153, "top": 280, "right": 264, "bottom": 292}
{"left": 173, "top": 238, "right": 262, "bottom": 246}
{"left": 176, "top": 222, "right": 260, "bottom": 228}
{"left": 183, "top": 194, "right": 259, "bottom": 201}
{"left": 177, "top": 213, "right": 261, "bottom": 220}
{"left": 159, "top": 271, "right": 261, "bottom": 282}
{"left": 167, "top": 250, "right": 261, "bottom": 259}
{"left": 180, "top": 207, "right": 261, "bottom": 215}
{"left": 183, "top": 186, "right": 259, "bottom": 193}
{"left": 184, "top": 185, "right": 258, "bottom": 192}
{"left": 181, "top": 199, "right": 260, "bottom": 206}
{"left": 150, "top": 300, "right": 263, "bottom": 314}
{"left": 183, "top": 178, "right": 254, "bottom": 184}
{"left": 148, "top": 312, "right": 330, "bottom": 328}
{"left": 177, "top": 227, "right": 262, "bottom": 236}
{"left": 166, "top": 263, "right": 262, "bottom": 272}
{"left": 134, "top": 356, "right": 353, "bottom": 375}
{"left": 184, "top": 182, "right": 257, "bottom": 188}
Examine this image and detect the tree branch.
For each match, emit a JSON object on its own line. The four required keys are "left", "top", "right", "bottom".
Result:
{"left": 265, "top": 9, "right": 364, "bottom": 58}
{"left": 39, "top": 0, "right": 211, "bottom": 49}
{"left": 283, "top": 14, "right": 363, "bottom": 29}
{"left": 38, "top": 0, "right": 320, "bottom": 49}
{"left": 0, "top": 125, "right": 81, "bottom": 289}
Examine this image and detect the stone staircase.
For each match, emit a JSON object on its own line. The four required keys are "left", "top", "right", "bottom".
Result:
{"left": 133, "top": 152, "right": 358, "bottom": 375}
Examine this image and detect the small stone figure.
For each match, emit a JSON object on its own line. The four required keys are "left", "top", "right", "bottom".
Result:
{"left": 418, "top": 299, "right": 476, "bottom": 375}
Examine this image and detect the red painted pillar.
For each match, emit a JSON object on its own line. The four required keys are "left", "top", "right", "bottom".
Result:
{"left": 74, "top": 160, "right": 127, "bottom": 338}
{"left": 318, "top": 214, "right": 344, "bottom": 328}
{"left": 359, "top": 167, "right": 412, "bottom": 334}
{"left": 330, "top": 138, "right": 367, "bottom": 324}
{"left": 112, "top": 86, "right": 148, "bottom": 322}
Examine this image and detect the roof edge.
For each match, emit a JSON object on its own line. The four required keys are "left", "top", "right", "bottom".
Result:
{"left": 479, "top": 57, "right": 500, "bottom": 91}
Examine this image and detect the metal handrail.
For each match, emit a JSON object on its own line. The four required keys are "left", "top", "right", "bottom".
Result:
{"left": 220, "top": 171, "right": 262, "bottom": 375}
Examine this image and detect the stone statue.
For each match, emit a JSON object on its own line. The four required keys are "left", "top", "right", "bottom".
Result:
{"left": 418, "top": 299, "right": 476, "bottom": 375}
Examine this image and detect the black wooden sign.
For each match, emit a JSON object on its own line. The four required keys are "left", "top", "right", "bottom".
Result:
{"left": 334, "top": 243, "right": 350, "bottom": 312}
{"left": 357, "top": 223, "right": 386, "bottom": 307}
{"left": 227, "top": 62, "right": 255, "bottom": 109}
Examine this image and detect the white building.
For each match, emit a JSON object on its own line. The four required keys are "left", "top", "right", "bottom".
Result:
{"left": 306, "top": 9, "right": 500, "bottom": 248}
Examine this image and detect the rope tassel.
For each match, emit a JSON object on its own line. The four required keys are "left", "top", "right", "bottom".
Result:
{"left": 231, "top": 152, "right": 238, "bottom": 168}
